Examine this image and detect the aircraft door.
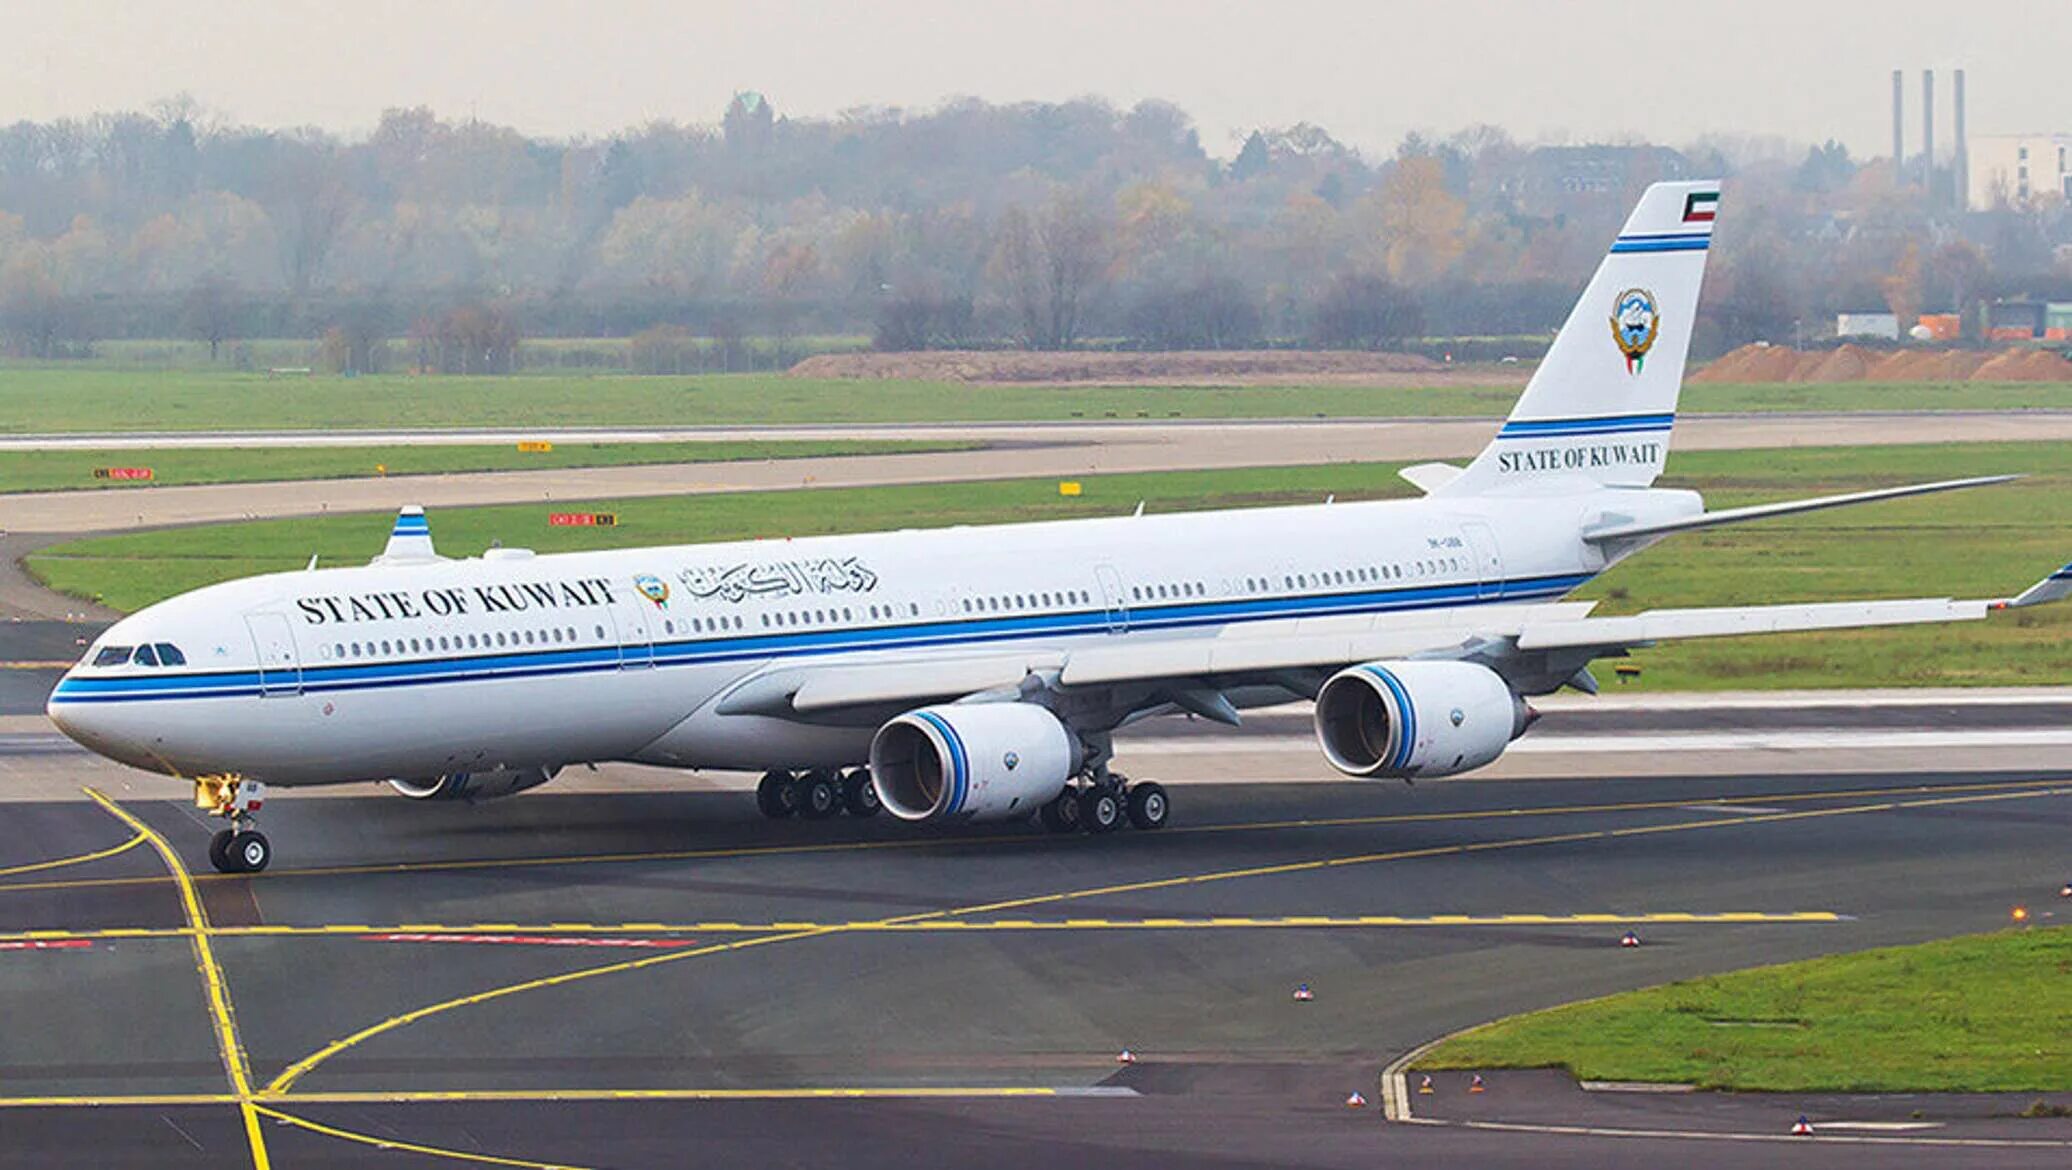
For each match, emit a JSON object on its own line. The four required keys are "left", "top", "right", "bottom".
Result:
{"left": 611, "top": 582, "right": 657, "bottom": 669}
{"left": 245, "top": 612, "right": 302, "bottom": 697}
{"left": 1094, "top": 564, "right": 1130, "bottom": 634}
{"left": 1461, "top": 521, "right": 1504, "bottom": 601}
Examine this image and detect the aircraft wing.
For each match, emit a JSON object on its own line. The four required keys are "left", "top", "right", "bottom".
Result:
{"left": 727, "top": 559, "right": 2069, "bottom": 722}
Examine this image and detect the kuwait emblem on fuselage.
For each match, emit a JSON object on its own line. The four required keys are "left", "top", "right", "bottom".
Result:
{"left": 1608, "top": 287, "right": 1660, "bottom": 374}
{"left": 634, "top": 574, "right": 670, "bottom": 608}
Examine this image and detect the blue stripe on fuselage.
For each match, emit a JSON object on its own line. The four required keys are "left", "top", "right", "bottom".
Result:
{"left": 48, "top": 571, "right": 1594, "bottom": 705}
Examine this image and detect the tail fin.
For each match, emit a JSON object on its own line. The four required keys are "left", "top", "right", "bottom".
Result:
{"left": 374, "top": 505, "right": 441, "bottom": 564}
{"left": 1437, "top": 180, "right": 1720, "bottom": 497}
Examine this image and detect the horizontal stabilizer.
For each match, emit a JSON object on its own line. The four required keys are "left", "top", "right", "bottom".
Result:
{"left": 1583, "top": 475, "right": 2018, "bottom": 544}
{"left": 1398, "top": 462, "right": 1463, "bottom": 494}
{"left": 2003, "top": 561, "right": 2072, "bottom": 609}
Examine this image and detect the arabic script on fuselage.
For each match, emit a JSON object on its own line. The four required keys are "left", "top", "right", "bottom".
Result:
{"left": 678, "top": 557, "right": 878, "bottom": 603}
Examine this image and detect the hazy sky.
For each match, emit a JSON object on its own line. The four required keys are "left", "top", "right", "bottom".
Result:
{"left": 5, "top": 1, "right": 2066, "bottom": 158}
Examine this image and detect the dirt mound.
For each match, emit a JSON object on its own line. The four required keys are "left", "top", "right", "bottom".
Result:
{"left": 1969, "top": 348, "right": 2072, "bottom": 381}
{"left": 788, "top": 349, "right": 1513, "bottom": 387}
{"left": 1698, "top": 344, "right": 2071, "bottom": 384}
{"left": 1792, "top": 343, "right": 1874, "bottom": 383}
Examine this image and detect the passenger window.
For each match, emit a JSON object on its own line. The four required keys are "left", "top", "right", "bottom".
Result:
{"left": 132, "top": 645, "right": 159, "bottom": 667}
{"left": 156, "top": 643, "right": 186, "bottom": 666}
{"left": 93, "top": 645, "right": 133, "bottom": 667}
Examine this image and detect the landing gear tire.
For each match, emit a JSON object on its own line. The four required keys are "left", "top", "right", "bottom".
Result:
{"left": 841, "top": 769, "right": 880, "bottom": 817}
{"left": 795, "top": 771, "right": 842, "bottom": 820}
{"left": 208, "top": 829, "right": 235, "bottom": 872}
{"left": 220, "top": 830, "right": 270, "bottom": 873}
{"left": 1078, "top": 787, "right": 1123, "bottom": 834}
{"left": 756, "top": 770, "right": 797, "bottom": 819}
{"left": 1125, "top": 782, "right": 1170, "bottom": 831}
{"left": 1039, "top": 790, "right": 1082, "bottom": 834}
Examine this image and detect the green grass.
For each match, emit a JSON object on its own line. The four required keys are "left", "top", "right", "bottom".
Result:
{"left": 25, "top": 440, "right": 2072, "bottom": 688}
{"left": 0, "top": 438, "right": 971, "bottom": 494}
{"left": 1417, "top": 928, "right": 2072, "bottom": 1092}
{"left": 0, "top": 368, "right": 2068, "bottom": 432}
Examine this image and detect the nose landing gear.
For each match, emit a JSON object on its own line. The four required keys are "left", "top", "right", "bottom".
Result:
{"left": 196, "top": 776, "right": 271, "bottom": 873}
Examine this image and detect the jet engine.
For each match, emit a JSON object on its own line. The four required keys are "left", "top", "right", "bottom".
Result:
{"left": 869, "top": 703, "right": 1080, "bottom": 823}
{"left": 387, "top": 765, "right": 559, "bottom": 802}
{"left": 1313, "top": 661, "right": 1529, "bottom": 779}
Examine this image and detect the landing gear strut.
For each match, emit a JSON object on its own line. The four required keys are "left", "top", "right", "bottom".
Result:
{"left": 196, "top": 777, "right": 270, "bottom": 873}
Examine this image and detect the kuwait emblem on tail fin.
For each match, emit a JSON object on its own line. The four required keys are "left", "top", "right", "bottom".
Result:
{"left": 1609, "top": 287, "right": 1659, "bottom": 374}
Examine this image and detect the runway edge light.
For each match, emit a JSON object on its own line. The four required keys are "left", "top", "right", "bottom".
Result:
{"left": 1293, "top": 983, "right": 1314, "bottom": 1001}
{"left": 1115, "top": 1048, "right": 1137, "bottom": 1064}
{"left": 1792, "top": 1115, "right": 1815, "bottom": 1135}
{"left": 1620, "top": 930, "right": 1642, "bottom": 948}
{"left": 1344, "top": 1091, "right": 1367, "bottom": 1109}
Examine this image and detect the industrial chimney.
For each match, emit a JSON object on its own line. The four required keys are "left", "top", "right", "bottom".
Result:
{"left": 1922, "top": 69, "right": 1935, "bottom": 193}
{"left": 1892, "top": 70, "right": 1904, "bottom": 176}
{"left": 1953, "top": 69, "right": 1968, "bottom": 211}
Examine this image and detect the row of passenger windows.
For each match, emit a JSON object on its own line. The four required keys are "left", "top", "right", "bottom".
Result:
{"left": 91, "top": 643, "right": 185, "bottom": 668}
{"left": 960, "top": 590, "right": 1093, "bottom": 615}
{"left": 758, "top": 600, "right": 924, "bottom": 629}
{"left": 321, "top": 625, "right": 596, "bottom": 661}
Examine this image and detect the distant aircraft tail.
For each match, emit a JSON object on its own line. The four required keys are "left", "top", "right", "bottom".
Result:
{"left": 1436, "top": 180, "right": 1720, "bottom": 497}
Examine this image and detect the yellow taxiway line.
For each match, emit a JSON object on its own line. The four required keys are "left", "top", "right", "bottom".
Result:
{"left": 4, "top": 775, "right": 2063, "bottom": 899}
{"left": 0, "top": 910, "right": 1845, "bottom": 945}
{"left": 256, "top": 782, "right": 2067, "bottom": 1099}
{"left": 0, "top": 830, "right": 146, "bottom": 878}
{"left": 0, "top": 1085, "right": 1070, "bottom": 1110}
{"left": 82, "top": 789, "right": 272, "bottom": 1170}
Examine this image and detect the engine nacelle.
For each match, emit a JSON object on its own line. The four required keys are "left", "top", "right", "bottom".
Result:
{"left": 869, "top": 703, "right": 1080, "bottom": 823}
{"left": 1313, "top": 661, "right": 1527, "bottom": 779}
{"left": 387, "top": 765, "right": 559, "bottom": 802}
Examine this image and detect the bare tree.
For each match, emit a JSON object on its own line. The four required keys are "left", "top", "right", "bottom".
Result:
{"left": 991, "top": 192, "right": 1112, "bottom": 349}
{"left": 1311, "top": 273, "right": 1422, "bottom": 349}
{"left": 183, "top": 272, "right": 238, "bottom": 361}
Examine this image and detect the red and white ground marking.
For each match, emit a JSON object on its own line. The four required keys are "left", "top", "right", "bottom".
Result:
{"left": 362, "top": 932, "right": 699, "bottom": 950}
{"left": 0, "top": 939, "right": 93, "bottom": 952}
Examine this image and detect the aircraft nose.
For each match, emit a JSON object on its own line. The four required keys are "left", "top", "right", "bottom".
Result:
{"left": 46, "top": 685, "right": 123, "bottom": 759}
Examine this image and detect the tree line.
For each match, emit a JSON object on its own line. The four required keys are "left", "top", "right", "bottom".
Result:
{"left": 0, "top": 93, "right": 2066, "bottom": 367}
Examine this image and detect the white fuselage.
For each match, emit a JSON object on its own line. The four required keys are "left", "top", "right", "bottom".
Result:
{"left": 47, "top": 485, "right": 1685, "bottom": 786}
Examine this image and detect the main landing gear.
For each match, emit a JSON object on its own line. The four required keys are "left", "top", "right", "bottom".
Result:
{"left": 756, "top": 768, "right": 881, "bottom": 820}
{"left": 1038, "top": 771, "right": 1168, "bottom": 835}
{"left": 195, "top": 777, "right": 271, "bottom": 873}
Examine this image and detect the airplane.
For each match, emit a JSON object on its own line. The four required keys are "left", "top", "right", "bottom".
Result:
{"left": 46, "top": 181, "right": 2071, "bottom": 874}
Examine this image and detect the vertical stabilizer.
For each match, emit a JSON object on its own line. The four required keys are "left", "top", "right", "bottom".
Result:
{"left": 1437, "top": 180, "right": 1719, "bottom": 497}
{"left": 375, "top": 505, "right": 440, "bottom": 563}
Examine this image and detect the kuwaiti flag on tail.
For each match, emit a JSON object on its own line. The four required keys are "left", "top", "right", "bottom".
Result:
{"left": 1682, "top": 189, "right": 1719, "bottom": 223}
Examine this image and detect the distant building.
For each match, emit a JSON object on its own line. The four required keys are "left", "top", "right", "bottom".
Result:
{"left": 1836, "top": 312, "right": 1899, "bottom": 340}
{"left": 1496, "top": 146, "right": 1693, "bottom": 216}
{"left": 1987, "top": 300, "right": 2048, "bottom": 341}
{"left": 1967, "top": 133, "right": 2072, "bottom": 209}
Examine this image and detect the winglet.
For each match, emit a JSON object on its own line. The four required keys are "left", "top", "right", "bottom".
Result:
{"left": 2000, "top": 561, "right": 2072, "bottom": 610}
{"left": 374, "top": 505, "right": 441, "bottom": 564}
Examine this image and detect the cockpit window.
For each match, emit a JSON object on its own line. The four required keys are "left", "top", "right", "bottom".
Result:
{"left": 132, "top": 645, "right": 159, "bottom": 667}
{"left": 155, "top": 643, "right": 186, "bottom": 666}
{"left": 92, "top": 645, "right": 133, "bottom": 667}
